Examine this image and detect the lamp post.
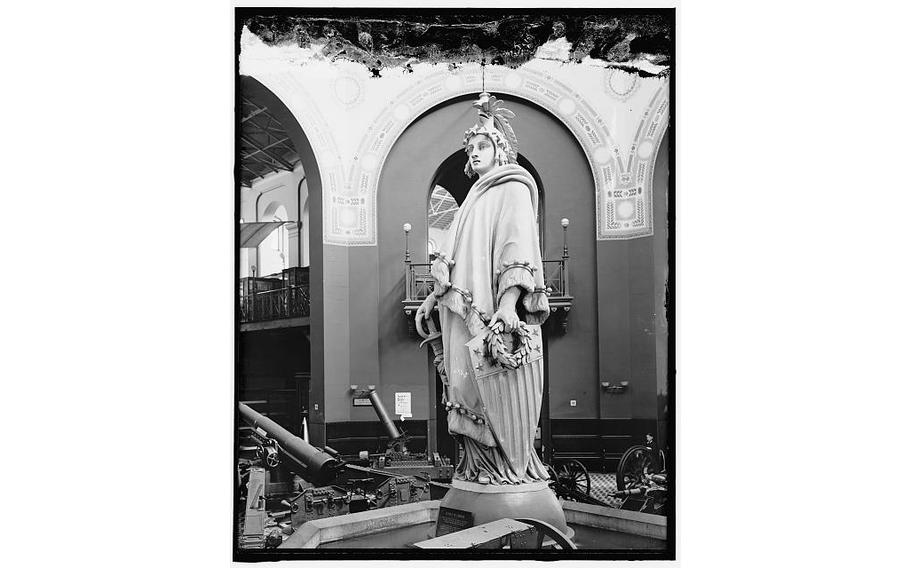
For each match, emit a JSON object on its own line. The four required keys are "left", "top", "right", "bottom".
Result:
{"left": 403, "top": 223, "right": 412, "bottom": 300}
{"left": 403, "top": 222, "right": 412, "bottom": 263}
{"left": 561, "top": 218, "right": 570, "bottom": 296}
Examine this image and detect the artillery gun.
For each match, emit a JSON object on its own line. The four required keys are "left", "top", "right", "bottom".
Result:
{"left": 348, "top": 385, "right": 454, "bottom": 484}
{"left": 545, "top": 434, "right": 670, "bottom": 515}
{"left": 611, "top": 434, "right": 669, "bottom": 515}
{"left": 239, "top": 401, "right": 340, "bottom": 485}
{"left": 237, "top": 402, "right": 433, "bottom": 550}
{"left": 610, "top": 472, "right": 668, "bottom": 515}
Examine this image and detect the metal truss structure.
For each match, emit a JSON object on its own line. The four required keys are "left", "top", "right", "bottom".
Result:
{"left": 240, "top": 96, "right": 302, "bottom": 188}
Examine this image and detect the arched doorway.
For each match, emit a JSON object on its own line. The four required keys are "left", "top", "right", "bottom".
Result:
{"left": 426, "top": 150, "right": 545, "bottom": 256}
{"left": 423, "top": 149, "right": 548, "bottom": 463}
{"left": 238, "top": 75, "right": 326, "bottom": 445}
{"left": 377, "top": 93, "right": 596, "bottom": 464}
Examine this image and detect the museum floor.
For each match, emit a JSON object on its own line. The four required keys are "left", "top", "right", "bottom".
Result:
{"left": 589, "top": 472, "right": 623, "bottom": 507}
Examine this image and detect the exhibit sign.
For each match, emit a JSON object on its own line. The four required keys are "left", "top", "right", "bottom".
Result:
{"left": 395, "top": 392, "right": 412, "bottom": 418}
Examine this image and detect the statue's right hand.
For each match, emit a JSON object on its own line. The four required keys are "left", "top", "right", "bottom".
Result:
{"left": 430, "top": 259, "right": 451, "bottom": 289}
{"left": 415, "top": 294, "right": 437, "bottom": 330}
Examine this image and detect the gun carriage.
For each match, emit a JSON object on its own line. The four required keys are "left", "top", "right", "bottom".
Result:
{"left": 542, "top": 434, "right": 669, "bottom": 516}
{"left": 347, "top": 385, "right": 454, "bottom": 484}
{"left": 611, "top": 434, "right": 668, "bottom": 515}
{"left": 237, "top": 402, "right": 445, "bottom": 549}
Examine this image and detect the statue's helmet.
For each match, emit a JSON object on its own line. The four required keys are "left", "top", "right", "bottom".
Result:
{"left": 463, "top": 92, "right": 520, "bottom": 176}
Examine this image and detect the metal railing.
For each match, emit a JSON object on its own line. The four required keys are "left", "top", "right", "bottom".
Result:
{"left": 404, "top": 263, "right": 434, "bottom": 301}
{"left": 403, "top": 258, "right": 569, "bottom": 302}
{"left": 240, "top": 284, "right": 310, "bottom": 323}
{"left": 542, "top": 259, "right": 570, "bottom": 297}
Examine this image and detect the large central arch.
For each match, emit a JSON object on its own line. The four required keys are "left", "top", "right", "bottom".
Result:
{"left": 375, "top": 93, "right": 600, "bottom": 457}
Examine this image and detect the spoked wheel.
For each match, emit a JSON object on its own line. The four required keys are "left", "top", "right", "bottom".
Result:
{"left": 555, "top": 459, "right": 590, "bottom": 496}
{"left": 616, "top": 445, "right": 666, "bottom": 491}
{"left": 515, "top": 518, "right": 578, "bottom": 550}
{"left": 545, "top": 464, "right": 559, "bottom": 489}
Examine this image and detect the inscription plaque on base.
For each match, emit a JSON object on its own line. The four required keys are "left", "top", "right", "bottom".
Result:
{"left": 435, "top": 506, "right": 474, "bottom": 537}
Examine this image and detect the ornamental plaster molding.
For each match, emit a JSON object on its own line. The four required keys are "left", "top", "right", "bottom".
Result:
{"left": 342, "top": 64, "right": 669, "bottom": 245}
{"left": 246, "top": 70, "right": 348, "bottom": 244}
{"left": 600, "top": 77, "right": 669, "bottom": 239}
{"left": 244, "top": 58, "right": 668, "bottom": 246}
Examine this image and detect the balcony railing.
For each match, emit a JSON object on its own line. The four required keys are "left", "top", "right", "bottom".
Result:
{"left": 542, "top": 259, "right": 569, "bottom": 297}
{"left": 240, "top": 284, "right": 310, "bottom": 323}
{"left": 404, "top": 263, "right": 434, "bottom": 302}
{"left": 403, "top": 258, "right": 570, "bottom": 303}
{"left": 402, "top": 257, "right": 573, "bottom": 334}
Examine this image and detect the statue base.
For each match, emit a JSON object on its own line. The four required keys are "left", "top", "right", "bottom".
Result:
{"left": 438, "top": 480, "right": 572, "bottom": 537}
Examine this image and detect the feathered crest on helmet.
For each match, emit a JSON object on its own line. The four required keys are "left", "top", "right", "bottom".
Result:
{"left": 463, "top": 92, "right": 520, "bottom": 165}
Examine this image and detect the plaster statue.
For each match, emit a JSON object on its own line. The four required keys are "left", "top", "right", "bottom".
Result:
{"left": 416, "top": 92, "right": 550, "bottom": 486}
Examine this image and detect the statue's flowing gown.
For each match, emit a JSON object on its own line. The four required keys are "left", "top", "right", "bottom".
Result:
{"left": 434, "top": 164, "right": 551, "bottom": 485}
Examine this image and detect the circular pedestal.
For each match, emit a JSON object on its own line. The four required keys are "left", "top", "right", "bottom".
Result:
{"left": 439, "top": 480, "right": 571, "bottom": 536}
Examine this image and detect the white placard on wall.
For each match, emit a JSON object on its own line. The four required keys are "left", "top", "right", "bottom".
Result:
{"left": 395, "top": 392, "right": 412, "bottom": 418}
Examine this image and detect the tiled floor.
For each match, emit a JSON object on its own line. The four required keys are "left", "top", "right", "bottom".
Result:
{"left": 588, "top": 472, "right": 624, "bottom": 507}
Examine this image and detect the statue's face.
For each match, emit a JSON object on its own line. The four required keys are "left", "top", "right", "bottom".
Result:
{"left": 466, "top": 134, "right": 496, "bottom": 177}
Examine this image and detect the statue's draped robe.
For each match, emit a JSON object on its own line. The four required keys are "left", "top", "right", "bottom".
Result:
{"left": 433, "top": 164, "right": 550, "bottom": 484}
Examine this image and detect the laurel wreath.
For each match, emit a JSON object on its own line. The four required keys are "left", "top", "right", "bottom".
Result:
{"left": 484, "top": 320, "right": 534, "bottom": 369}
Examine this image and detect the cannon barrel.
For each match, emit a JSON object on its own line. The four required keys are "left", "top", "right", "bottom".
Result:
{"left": 239, "top": 403, "right": 339, "bottom": 485}
{"left": 611, "top": 487, "right": 648, "bottom": 498}
{"left": 366, "top": 389, "right": 404, "bottom": 442}
{"left": 646, "top": 473, "right": 667, "bottom": 485}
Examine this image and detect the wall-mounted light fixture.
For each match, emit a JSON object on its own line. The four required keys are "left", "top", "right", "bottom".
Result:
{"left": 601, "top": 381, "right": 629, "bottom": 394}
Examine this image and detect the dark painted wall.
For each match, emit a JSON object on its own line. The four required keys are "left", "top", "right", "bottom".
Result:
{"left": 374, "top": 94, "right": 601, "bottom": 432}
{"left": 551, "top": 134, "right": 669, "bottom": 468}
{"left": 530, "top": 107, "right": 600, "bottom": 421}
{"left": 597, "top": 134, "right": 670, "bottom": 423}
{"left": 240, "top": 328, "right": 311, "bottom": 380}
{"left": 239, "top": 328, "right": 311, "bottom": 435}
{"left": 374, "top": 100, "right": 472, "bottom": 428}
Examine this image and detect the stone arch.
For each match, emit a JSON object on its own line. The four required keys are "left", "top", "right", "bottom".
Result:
{"left": 240, "top": 76, "right": 324, "bottom": 237}
{"left": 604, "top": 78, "right": 670, "bottom": 239}
{"left": 240, "top": 72, "right": 344, "bottom": 247}
{"left": 239, "top": 75, "right": 327, "bottom": 445}
{"left": 260, "top": 200, "right": 286, "bottom": 221}
{"left": 300, "top": 193, "right": 311, "bottom": 267}
{"left": 345, "top": 64, "right": 669, "bottom": 245}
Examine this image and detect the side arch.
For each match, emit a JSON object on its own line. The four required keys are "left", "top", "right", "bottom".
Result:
{"left": 239, "top": 74, "right": 329, "bottom": 447}
{"left": 240, "top": 71, "right": 345, "bottom": 247}
{"left": 260, "top": 200, "right": 286, "bottom": 221}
